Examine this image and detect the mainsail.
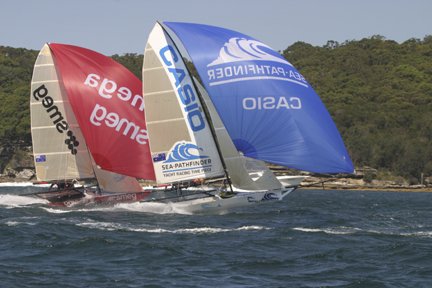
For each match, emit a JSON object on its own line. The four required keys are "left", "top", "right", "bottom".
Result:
{"left": 31, "top": 43, "right": 155, "bottom": 192}
{"left": 194, "top": 78, "right": 282, "bottom": 190}
{"left": 31, "top": 44, "right": 94, "bottom": 181}
{"left": 143, "top": 23, "right": 224, "bottom": 184}
{"left": 163, "top": 22, "right": 354, "bottom": 174}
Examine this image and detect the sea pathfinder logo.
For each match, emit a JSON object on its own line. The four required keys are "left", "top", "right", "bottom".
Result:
{"left": 206, "top": 37, "right": 308, "bottom": 88}
{"left": 158, "top": 142, "right": 213, "bottom": 175}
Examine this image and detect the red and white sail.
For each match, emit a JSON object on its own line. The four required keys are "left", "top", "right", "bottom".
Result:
{"left": 48, "top": 43, "right": 155, "bottom": 180}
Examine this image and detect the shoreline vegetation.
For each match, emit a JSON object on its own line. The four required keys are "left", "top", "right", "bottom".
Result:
{"left": 1, "top": 37, "right": 431, "bottom": 189}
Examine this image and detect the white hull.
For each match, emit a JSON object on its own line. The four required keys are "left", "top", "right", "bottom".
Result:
{"left": 38, "top": 176, "right": 305, "bottom": 213}
{"left": 170, "top": 187, "right": 297, "bottom": 214}
{"left": 38, "top": 186, "right": 297, "bottom": 214}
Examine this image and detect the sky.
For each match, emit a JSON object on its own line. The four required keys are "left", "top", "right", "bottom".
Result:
{"left": 1, "top": 0, "right": 431, "bottom": 56}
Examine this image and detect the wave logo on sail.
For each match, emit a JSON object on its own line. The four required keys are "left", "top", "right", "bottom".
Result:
{"left": 160, "top": 142, "right": 213, "bottom": 176}
{"left": 165, "top": 142, "right": 209, "bottom": 163}
{"left": 206, "top": 37, "right": 308, "bottom": 88}
{"left": 208, "top": 38, "right": 289, "bottom": 67}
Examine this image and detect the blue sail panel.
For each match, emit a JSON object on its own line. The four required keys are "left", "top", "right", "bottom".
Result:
{"left": 164, "top": 22, "right": 354, "bottom": 174}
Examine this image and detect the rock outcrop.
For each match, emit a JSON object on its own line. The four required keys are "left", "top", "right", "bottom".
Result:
{"left": 0, "top": 145, "right": 35, "bottom": 181}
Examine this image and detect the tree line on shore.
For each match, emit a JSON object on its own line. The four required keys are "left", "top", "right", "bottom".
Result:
{"left": 0, "top": 35, "right": 431, "bottom": 183}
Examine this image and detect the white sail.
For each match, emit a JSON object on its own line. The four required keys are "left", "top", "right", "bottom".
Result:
{"left": 94, "top": 166, "right": 143, "bottom": 193}
{"left": 194, "top": 79, "right": 282, "bottom": 191}
{"left": 30, "top": 44, "right": 94, "bottom": 181}
{"left": 143, "top": 23, "right": 224, "bottom": 184}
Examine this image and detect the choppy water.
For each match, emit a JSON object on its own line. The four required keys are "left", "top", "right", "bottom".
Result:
{"left": 1, "top": 183, "right": 432, "bottom": 287}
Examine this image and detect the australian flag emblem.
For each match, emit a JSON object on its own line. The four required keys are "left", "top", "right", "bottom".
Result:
{"left": 152, "top": 153, "right": 166, "bottom": 162}
{"left": 35, "top": 155, "right": 46, "bottom": 163}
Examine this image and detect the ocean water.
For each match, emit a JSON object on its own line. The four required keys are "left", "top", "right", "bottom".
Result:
{"left": 1, "top": 184, "right": 432, "bottom": 287}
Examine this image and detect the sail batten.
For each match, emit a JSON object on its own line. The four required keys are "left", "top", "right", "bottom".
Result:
{"left": 147, "top": 117, "right": 186, "bottom": 124}
{"left": 31, "top": 80, "right": 58, "bottom": 84}
{"left": 143, "top": 66, "right": 165, "bottom": 72}
{"left": 34, "top": 64, "right": 55, "bottom": 67}
{"left": 145, "top": 89, "right": 178, "bottom": 96}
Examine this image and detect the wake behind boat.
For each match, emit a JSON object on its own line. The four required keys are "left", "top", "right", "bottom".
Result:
{"left": 31, "top": 182, "right": 152, "bottom": 208}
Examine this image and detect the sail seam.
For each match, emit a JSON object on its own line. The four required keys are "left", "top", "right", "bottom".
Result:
{"left": 32, "top": 80, "right": 59, "bottom": 84}
{"left": 31, "top": 124, "right": 79, "bottom": 129}
{"left": 32, "top": 151, "right": 86, "bottom": 156}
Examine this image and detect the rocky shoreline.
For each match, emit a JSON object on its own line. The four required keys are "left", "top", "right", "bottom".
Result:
{"left": 1, "top": 147, "right": 431, "bottom": 192}
{"left": 1, "top": 168, "right": 431, "bottom": 192}
{"left": 300, "top": 176, "right": 432, "bottom": 192}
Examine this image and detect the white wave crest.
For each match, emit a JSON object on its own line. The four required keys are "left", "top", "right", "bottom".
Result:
{"left": 365, "top": 229, "right": 432, "bottom": 238}
{"left": 1, "top": 216, "right": 40, "bottom": 226}
{"left": 401, "top": 231, "right": 432, "bottom": 238}
{"left": 293, "top": 226, "right": 432, "bottom": 238}
{"left": 40, "top": 201, "right": 194, "bottom": 215}
{"left": 0, "top": 182, "right": 50, "bottom": 187}
{"left": 0, "top": 194, "right": 48, "bottom": 208}
{"left": 76, "top": 220, "right": 270, "bottom": 234}
{"left": 208, "top": 37, "right": 291, "bottom": 67}
{"left": 5, "top": 221, "right": 20, "bottom": 226}
{"left": 293, "top": 226, "right": 359, "bottom": 235}
{"left": 114, "top": 202, "right": 195, "bottom": 215}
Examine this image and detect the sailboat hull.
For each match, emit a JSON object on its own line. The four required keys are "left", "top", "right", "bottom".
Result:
{"left": 38, "top": 186, "right": 297, "bottom": 213}
{"left": 167, "top": 187, "right": 297, "bottom": 214}
{"left": 45, "top": 190, "right": 153, "bottom": 207}
{"left": 39, "top": 176, "right": 303, "bottom": 211}
{"left": 37, "top": 175, "right": 304, "bottom": 212}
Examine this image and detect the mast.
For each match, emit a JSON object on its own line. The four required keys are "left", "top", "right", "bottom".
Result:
{"left": 159, "top": 22, "right": 234, "bottom": 192}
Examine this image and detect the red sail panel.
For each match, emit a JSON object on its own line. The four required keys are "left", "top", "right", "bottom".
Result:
{"left": 49, "top": 43, "right": 155, "bottom": 180}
